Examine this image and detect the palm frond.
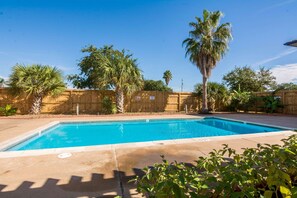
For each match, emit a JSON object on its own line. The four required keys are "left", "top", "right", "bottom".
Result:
{"left": 7, "top": 64, "right": 66, "bottom": 98}
{"left": 183, "top": 9, "right": 232, "bottom": 78}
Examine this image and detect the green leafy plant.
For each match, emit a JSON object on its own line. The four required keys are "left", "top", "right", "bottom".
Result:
{"left": 101, "top": 96, "right": 116, "bottom": 114}
{"left": 229, "top": 89, "right": 251, "bottom": 112}
{"left": 132, "top": 134, "right": 297, "bottom": 197}
{"left": 194, "top": 82, "right": 230, "bottom": 111}
{"left": 262, "top": 95, "right": 283, "bottom": 113}
{"left": 0, "top": 104, "right": 17, "bottom": 116}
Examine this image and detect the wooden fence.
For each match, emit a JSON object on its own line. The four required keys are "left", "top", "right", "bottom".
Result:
{"left": 253, "top": 90, "right": 297, "bottom": 114}
{"left": 0, "top": 89, "right": 203, "bottom": 114}
{"left": 2, "top": 88, "right": 296, "bottom": 115}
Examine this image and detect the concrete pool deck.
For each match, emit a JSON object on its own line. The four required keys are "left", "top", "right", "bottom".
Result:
{"left": 0, "top": 113, "right": 296, "bottom": 197}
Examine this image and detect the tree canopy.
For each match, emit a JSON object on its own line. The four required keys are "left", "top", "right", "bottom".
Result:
{"left": 194, "top": 82, "right": 229, "bottom": 110}
{"left": 275, "top": 83, "right": 297, "bottom": 91}
{"left": 222, "top": 66, "right": 276, "bottom": 92}
{"left": 143, "top": 80, "right": 173, "bottom": 92}
{"left": 68, "top": 45, "right": 143, "bottom": 113}
{"left": 183, "top": 10, "right": 232, "bottom": 113}
{"left": 194, "top": 82, "right": 228, "bottom": 98}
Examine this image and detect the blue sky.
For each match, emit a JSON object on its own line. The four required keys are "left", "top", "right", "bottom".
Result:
{"left": 0, "top": 0, "right": 297, "bottom": 91}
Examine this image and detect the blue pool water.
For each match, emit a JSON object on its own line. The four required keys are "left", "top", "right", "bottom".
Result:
{"left": 6, "top": 118, "right": 283, "bottom": 151}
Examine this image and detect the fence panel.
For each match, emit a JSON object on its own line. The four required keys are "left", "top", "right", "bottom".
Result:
{"left": 4, "top": 88, "right": 286, "bottom": 114}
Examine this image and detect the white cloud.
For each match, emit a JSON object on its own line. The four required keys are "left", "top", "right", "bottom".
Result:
{"left": 56, "top": 66, "right": 75, "bottom": 72}
{"left": 258, "top": 0, "right": 296, "bottom": 13}
{"left": 253, "top": 48, "right": 297, "bottom": 66}
{"left": 0, "top": 76, "right": 9, "bottom": 87}
{"left": 270, "top": 63, "right": 297, "bottom": 83}
{"left": 0, "top": 75, "right": 8, "bottom": 80}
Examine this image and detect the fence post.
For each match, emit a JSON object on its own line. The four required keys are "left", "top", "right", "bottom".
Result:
{"left": 76, "top": 103, "right": 79, "bottom": 115}
{"left": 282, "top": 91, "right": 285, "bottom": 114}
{"left": 178, "top": 92, "right": 181, "bottom": 112}
{"left": 255, "top": 93, "right": 258, "bottom": 114}
{"left": 154, "top": 91, "right": 157, "bottom": 112}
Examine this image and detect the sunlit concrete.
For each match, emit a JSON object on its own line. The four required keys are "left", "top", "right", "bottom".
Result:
{"left": 0, "top": 113, "right": 296, "bottom": 197}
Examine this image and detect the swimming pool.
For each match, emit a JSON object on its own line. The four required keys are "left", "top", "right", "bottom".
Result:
{"left": 5, "top": 118, "right": 284, "bottom": 151}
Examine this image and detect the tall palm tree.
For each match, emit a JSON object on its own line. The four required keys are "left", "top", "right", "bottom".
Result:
{"left": 8, "top": 64, "right": 66, "bottom": 114}
{"left": 183, "top": 10, "right": 232, "bottom": 113}
{"left": 163, "top": 70, "right": 172, "bottom": 86}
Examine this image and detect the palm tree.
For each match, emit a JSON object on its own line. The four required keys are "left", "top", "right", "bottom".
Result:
{"left": 183, "top": 10, "right": 232, "bottom": 113}
{"left": 194, "top": 82, "right": 230, "bottom": 111}
{"left": 102, "top": 48, "right": 143, "bottom": 113}
{"left": 8, "top": 64, "right": 66, "bottom": 114}
{"left": 163, "top": 70, "right": 172, "bottom": 86}
{"left": 75, "top": 45, "right": 143, "bottom": 113}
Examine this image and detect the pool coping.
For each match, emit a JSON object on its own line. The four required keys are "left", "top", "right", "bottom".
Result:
{"left": 0, "top": 116, "right": 295, "bottom": 158}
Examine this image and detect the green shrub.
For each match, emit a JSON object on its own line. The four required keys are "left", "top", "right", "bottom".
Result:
{"left": 262, "top": 95, "right": 283, "bottom": 113}
{"left": 228, "top": 89, "right": 252, "bottom": 112}
{"left": 101, "top": 96, "right": 116, "bottom": 114}
{"left": 0, "top": 104, "right": 17, "bottom": 116}
{"left": 132, "top": 135, "right": 297, "bottom": 197}
{"left": 194, "top": 82, "right": 230, "bottom": 112}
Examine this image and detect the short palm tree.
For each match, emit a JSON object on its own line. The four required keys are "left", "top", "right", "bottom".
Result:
{"left": 163, "top": 70, "right": 172, "bottom": 86}
{"left": 76, "top": 46, "right": 143, "bottom": 113}
{"left": 183, "top": 10, "right": 232, "bottom": 113}
{"left": 194, "top": 82, "right": 230, "bottom": 111}
{"left": 100, "top": 47, "right": 143, "bottom": 113}
{"left": 8, "top": 64, "right": 66, "bottom": 114}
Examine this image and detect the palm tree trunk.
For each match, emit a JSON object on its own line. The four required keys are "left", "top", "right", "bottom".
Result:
{"left": 165, "top": 79, "right": 169, "bottom": 86}
{"left": 115, "top": 88, "right": 124, "bottom": 113}
{"left": 201, "top": 76, "right": 209, "bottom": 113}
{"left": 30, "top": 94, "right": 43, "bottom": 114}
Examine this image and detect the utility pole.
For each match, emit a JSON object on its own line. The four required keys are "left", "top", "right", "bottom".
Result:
{"left": 181, "top": 79, "right": 183, "bottom": 92}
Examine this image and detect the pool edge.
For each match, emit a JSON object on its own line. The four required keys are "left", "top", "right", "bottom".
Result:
{"left": 0, "top": 116, "right": 295, "bottom": 158}
{"left": 0, "top": 121, "right": 60, "bottom": 151}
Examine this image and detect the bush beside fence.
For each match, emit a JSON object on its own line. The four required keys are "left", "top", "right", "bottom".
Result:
{"left": 253, "top": 90, "right": 297, "bottom": 114}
